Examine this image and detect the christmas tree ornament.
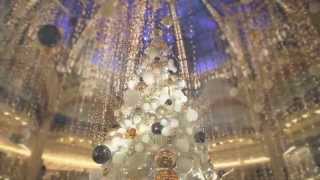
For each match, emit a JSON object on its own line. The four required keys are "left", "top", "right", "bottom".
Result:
{"left": 155, "top": 148, "right": 177, "bottom": 168}
{"left": 155, "top": 169, "right": 179, "bottom": 180}
{"left": 92, "top": 145, "right": 112, "bottom": 164}
{"left": 162, "top": 127, "right": 173, "bottom": 137}
{"left": 126, "top": 128, "right": 137, "bottom": 139}
{"left": 152, "top": 122, "right": 164, "bottom": 135}
{"left": 165, "top": 99, "right": 173, "bottom": 106}
{"left": 37, "top": 24, "right": 61, "bottom": 47}
{"left": 194, "top": 131, "right": 206, "bottom": 143}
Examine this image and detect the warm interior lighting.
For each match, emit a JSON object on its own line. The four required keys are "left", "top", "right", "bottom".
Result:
{"left": 69, "top": 137, "right": 74, "bottom": 142}
{"left": 283, "top": 146, "right": 296, "bottom": 156}
{"left": 285, "top": 123, "right": 291, "bottom": 128}
{"left": 14, "top": 116, "right": 21, "bottom": 120}
{"left": 315, "top": 109, "right": 320, "bottom": 114}
{"left": 3, "top": 112, "right": 10, "bottom": 116}
{"left": 214, "top": 157, "right": 270, "bottom": 169}
{"left": 301, "top": 113, "right": 309, "bottom": 119}
{"left": 21, "top": 121, "right": 28, "bottom": 126}
{"left": 0, "top": 144, "right": 31, "bottom": 157}
{"left": 291, "top": 118, "right": 298, "bottom": 123}
{"left": 0, "top": 142, "right": 100, "bottom": 169}
{"left": 42, "top": 153, "right": 101, "bottom": 169}
{"left": 214, "top": 160, "right": 241, "bottom": 169}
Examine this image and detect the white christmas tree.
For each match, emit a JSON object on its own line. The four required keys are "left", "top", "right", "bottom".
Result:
{"left": 92, "top": 45, "right": 218, "bottom": 180}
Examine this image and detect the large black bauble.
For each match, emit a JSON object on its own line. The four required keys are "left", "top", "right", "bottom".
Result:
{"left": 37, "top": 24, "right": 61, "bottom": 47}
{"left": 194, "top": 131, "right": 206, "bottom": 143}
{"left": 165, "top": 99, "right": 173, "bottom": 105}
{"left": 92, "top": 145, "right": 112, "bottom": 164}
{"left": 151, "top": 122, "right": 163, "bottom": 135}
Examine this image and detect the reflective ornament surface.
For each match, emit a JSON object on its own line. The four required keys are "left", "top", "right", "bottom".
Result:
{"left": 194, "top": 131, "right": 206, "bottom": 143}
{"left": 155, "top": 148, "right": 177, "bottom": 168}
{"left": 155, "top": 169, "right": 179, "bottom": 180}
{"left": 92, "top": 145, "right": 112, "bottom": 164}
{"left": 152, "top": 122, "right": 164, "bottom": 135}
{"left": 37, "top": 24, "right": 61, "bottom": 47}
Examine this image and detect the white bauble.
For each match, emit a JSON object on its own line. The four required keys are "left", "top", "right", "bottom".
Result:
{"left": 162, "top": 127, "right": 172, "bottom": 136}
{"left": 186, "top": 108, "right": 198, "bottom": 122}
{"left": 177, "top": 80, "right": 187, "bottom": 89}
{"left": 175, "top": 138, "right": 190, "bottom": 152}
{"left": 173, "top": 90, "right": 187, "bottom": 103}
{"left": 124, "top": 120, "right": 133, "bottom": 128}
{"left": 168, "top": 59, "right": 177, "bottom": 73}
{"left": 160, "top": 118, "right": 169, "bottom": 126}
{"left": 170, "top": 119, "right": 179, "bottom": 128}
{"left": 135, "top": 143, "right": 145, "bottom": 152}
{"left": 138, "top": 124, "right": 148, "bottom": 133}
{"left": 117, "top": 128, "right": 126, "bottom": 134}
{"left": 142, "top": 71, "right": 155, "bottom": 85}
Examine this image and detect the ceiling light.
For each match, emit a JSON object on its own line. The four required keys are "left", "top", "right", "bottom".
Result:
{"left": 21, "top": 121, "right": 28, "bottom": 126}
{"left": 301, "top": 113, "right": 309, "bottom": 119}
{"left": 79, "top": 139, "right": 84, "bottom": 143}
{"left": 228, "top": 139, "right": 234, "bottom": 143}
{"left": 243, "top": 157, "right": 270, "bottom": 164}
{"left": 315, "top": 109, "right": 320, "bottom": 114}
{"left": 69, "top": 137, "right": 74, "bottom": 142}
{"left": 285, "top": 123, "right": 291, "bottom": 128}
{"left": 3, "top": 112, "right": 10, "bottom": 116}
{"left": 14, "top": 116, "right": 21, "bottom": 120}
{"left": 292, "top": 118, "right": 298, "bottom": 123}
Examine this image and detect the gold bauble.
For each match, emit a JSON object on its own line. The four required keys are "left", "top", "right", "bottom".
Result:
{"left": 155, "top": 169, "right": 179, "bottom": 180}
{"left": 155, "top": 148, "right": 177, "bottom": 168}
{"left": 126, "top": 128, "right": 137, "bottom": 139}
